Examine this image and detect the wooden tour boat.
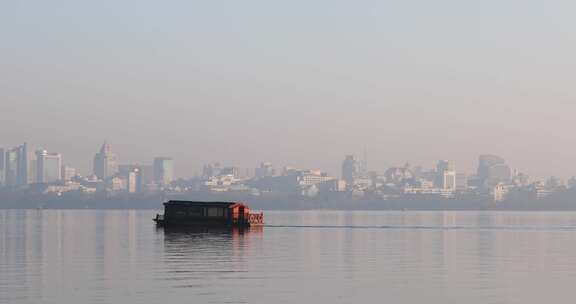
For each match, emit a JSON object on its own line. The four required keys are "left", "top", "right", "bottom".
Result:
{"left": 154, "top": 200, "right": 264, "bottom": 227}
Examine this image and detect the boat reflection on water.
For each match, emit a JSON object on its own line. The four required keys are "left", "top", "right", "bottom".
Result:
{"left": 156, "top": 225, "right": 263, "bottom": 292}
{"left": 158, "top": 225, "right": 263, "bottom": 237}
{"left": 158, "top": 225, "right": 263, "bottom": 261}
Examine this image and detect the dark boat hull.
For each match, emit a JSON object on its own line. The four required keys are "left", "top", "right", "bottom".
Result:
{"left": 154, "top": 218, "right": 254, "bottom": 228}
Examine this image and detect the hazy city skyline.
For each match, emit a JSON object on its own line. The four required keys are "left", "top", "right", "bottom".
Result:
{"left": 0, "top": 140, "right": 569, "bottom": 180}
{"left": 4, "top": 2, "right": 576, "bottom": 304}
{"left": 3, "top": 1, "right": 576, "bottom": 179}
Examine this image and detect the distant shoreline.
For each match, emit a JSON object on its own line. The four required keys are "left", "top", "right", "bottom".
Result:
{"left": 2, "top": 191, "right": 576, "bottom": 211}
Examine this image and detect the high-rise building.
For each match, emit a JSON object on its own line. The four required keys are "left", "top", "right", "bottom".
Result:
{"left": 478, "top": 155, "right": 505, "bottom": 180}
{"left": 341, "top": 155, "right": 359, "bottom": 188}
{"left": 93, "top": 142, "right": 118, "bottom": 180}
{"left": 202, "top": 163, "right": 222, "bottom": 178}
{"left": 153, "top": 157, "right": 174, "bottom": 185}
{"left": 118, "top": 164, "right": 133, "bottom": 176}
{"left": 477, "top": 155, "right": 511, "bottom": 186}
{"left": 119, "top": 164, "right": 145, "bottom": 192}
{"left": 4, "top": 148, "right": 18, "bottom": 186}
{"left": 36, "top": 150, "right": 62, "bottom": 184}
{"left": 436, "top": 160, "right": 455, "bottom": 173}
{"left": 3, "top": 143, "right": 29, "bottom": 186}
{"left": 27, "top": 152, "right": 37, "bottom": 185}
{"left": 127, "top": 167, "right": 142, "bottom": 193}
{"left": 16, "top": 143, "right": 28, "bottom": 186}
{"left": 436, "top": 160, "right": 456, "bottom": 191}
{"left": 255, "top": 162, "right": 274, "bottom": 178}
{"left": 61, "top": 165, "right": 77, "bottom": 181}
{"left": 441, "top": 170, "right": 457, "bottom": 191}
{"left": 487, "top": 164, "right": 512, "bottom": 183}
{"left": 140, "top": 165, "right": 154, "bottom": 185}
{"left": 236, "top": 168, "right": 255, "bottom": 180}
{"left": 456, "top": 173, "right": 468, "bottom": 191}
{"left": 0, "top": 148, "right": 4, "bottom": 186}
{"left": 220, "top": 167, "right": 238, "bottom": 178}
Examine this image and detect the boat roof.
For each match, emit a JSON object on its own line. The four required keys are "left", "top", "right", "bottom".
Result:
{"left": 164, "top": 200, "right": 247, "bottom": 208}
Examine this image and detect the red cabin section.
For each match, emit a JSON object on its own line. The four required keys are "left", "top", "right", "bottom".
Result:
{"left": 154, "top": 200, "right": 263, "bottom": 227}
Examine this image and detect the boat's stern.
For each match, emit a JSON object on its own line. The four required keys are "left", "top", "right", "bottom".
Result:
{"left": 153, "top": 214, "right": 165, "bottom": 225}
{"left": 247, "top": 212, "right": 264, "bottom": 226}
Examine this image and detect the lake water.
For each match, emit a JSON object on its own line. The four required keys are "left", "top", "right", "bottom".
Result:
{"left": 2, "top": 210, "right": 576, "bottom": 304}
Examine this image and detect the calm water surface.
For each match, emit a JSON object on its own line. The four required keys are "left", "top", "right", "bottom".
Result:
{"left": 2, "top": 210, "right": 576, "bottom": 304}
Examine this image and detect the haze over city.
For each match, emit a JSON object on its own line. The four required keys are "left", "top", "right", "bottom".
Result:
{"left": 6, "top": 2, "right": 576, "bottom": 304}
{"left": 3, "top": 1, "right": 576, "bottom": 179}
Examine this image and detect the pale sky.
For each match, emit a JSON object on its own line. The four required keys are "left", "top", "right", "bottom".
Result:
{"left": 2, "top": 0, "right": 576, "bottom": 179}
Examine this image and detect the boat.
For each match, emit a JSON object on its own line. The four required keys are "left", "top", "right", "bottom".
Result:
{"left": 154, "top": 200, "right": 264, "bottom": 227}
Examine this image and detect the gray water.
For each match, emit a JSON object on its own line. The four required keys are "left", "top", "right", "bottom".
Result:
{"left": 2, "top": 210, "right": 576, "bottom": 304}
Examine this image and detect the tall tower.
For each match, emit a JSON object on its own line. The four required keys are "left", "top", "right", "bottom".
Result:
{"left": 4, "top": 148, "right": 18, "bottom": 186}
{"left": 255, "top": 162, "right": 274, "bottom": 178}
{"left": 341, "top": 155, "right": 359, "bottom": 189}
{"left": 127, "top": 166, "right": 143, "bottom": 193}
{"left": 93, "top": 142, "right": 118, "bottom": 180}
{"left": 36, "top": 149, "right": 62, "bottom": 184}
{"left": 3, "top": 143, "right": 30, "bottom": 187}
{"left": 153, "top": 157, "right": 174, "bottom": 186}
{"left": 0, "top": 148, "right": 4, "bottom": 187}
{"left": 477, "top": 155, "right": 510, "bottom": 186}
{"left": 16, "top": 143, "right": 28, "bottom": 186}
{"left": 436, "top": 160, "right": 456, "bottom": 191}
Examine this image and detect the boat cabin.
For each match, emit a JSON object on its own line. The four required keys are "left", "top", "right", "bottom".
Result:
{"left": 154, "top": 200, "right": 263, "bottom": 227}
